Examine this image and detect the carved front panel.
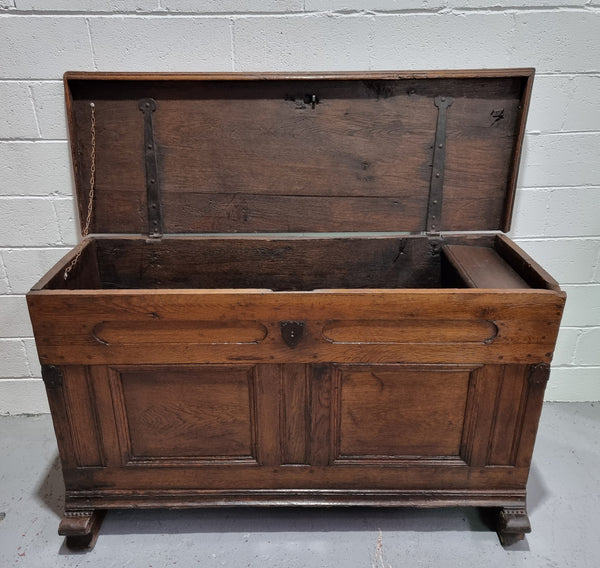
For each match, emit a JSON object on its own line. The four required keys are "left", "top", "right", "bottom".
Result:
{"left": 109, "top": 365, "right": 259, "bottom": 465}
{"left": 331, "top": 364, "right": 474, "bottom": 464}
{"left": 51, "top": 362, "right": 542, "bottom": 496}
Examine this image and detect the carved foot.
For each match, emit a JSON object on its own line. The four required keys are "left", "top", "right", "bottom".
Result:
{"left": 59, "top": 510, "right": 106, "bottom": 550}
{"left": 496, "top": 506, "right": 531, "bottom": 546}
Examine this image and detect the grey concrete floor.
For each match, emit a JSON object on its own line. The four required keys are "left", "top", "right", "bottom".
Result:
{"left": 0, "top": 403, "right": 598, "bottom": 567}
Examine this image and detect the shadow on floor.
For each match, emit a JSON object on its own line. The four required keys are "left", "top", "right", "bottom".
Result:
{"left": 526, "top": 463, "right": 551, "bottom": 515}
{"left": 99, "top": 505, "right": 492, "bottom": 535}
{"left": 35, "top": 453, "right": 64, "bottom": 518}
{"left": 37, "top": 454, "right": 552, "bottom": 555}
{"left": 56, "top": 506, "right": 531, "bottom": 555}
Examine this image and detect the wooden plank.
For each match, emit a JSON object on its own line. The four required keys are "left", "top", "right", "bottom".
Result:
{"left": 27, "top": 287, "right": 564, "bottom": 365}
{"left": 495, "top": 234, "right": 563, "bottom": 292}
{"left": 115, "top": 365, "right": 257, "bottom": 461}
{"left": 515, "top": 363, "right": 551, "bottom": 468}
{"left": 62, "top": 366, "right": 104, "bottom": 467}
{"left": 34, "top": 317, "right": 555, "bottom": 348}
{"left": 87, "top": 365, "right": 121, "bottom": 468}
{"left": 31, "top": 239, "right": 97, "bottom": 291}
{"left": 30, "top": 342, "right": 559, "bottom": 367}
{"left": 280, "top": 364, "right": 309, "bottom": 465}
{"left": 443, "top": 244, "right": 530, "bottom": 289}
{"left": 322, "top": 319, "right": 498, "bottom": 344}
{"left": 63, "top": 461, "right": 530, "bottom": 491}
{"left": 65, "top": 69, "right": 536, "bottom": 82}
{"left": 66, "top": 72, "right": 532, "bottom": 234}
{"left": 92, "top": 320, "right": 268, "bottom": 345}
{"left": 27, "top": 287, "right": 564, "bottom": 358}
{"left": 92, "top": 236, "right": 440, "bottom": 290}
{"left": 255, "top": 364, "right": 281, "bottom": 467}
{"left": 162, "top": 193, "right": 427, "bottom": 234}
{"left": 26, "top": 288, "right": 566, "bottom": 321}
{"left": 42, "top": 366, "right": 79, "bottom": 476}
{"left": 442, "top": 96, "right": 522, "bottom": 231}
{"left": 460, "top": 365, "right": 503, "bottom": 467}
{"left": 70, "top": 97, "right": 146, "bottom": 235}
{"left": 334, "top": 365, "right": 470, "bottom": 459}
{"left": 64, "top": 489, "right": 526, "bottom": 510}
{"left": 503, "top": 71, "right": 535, "bottom": 231}
{"left": 156, "top": 94, "right": 435, "bottom": 199}
{"left": 488, "top": 365, "right": 528, "bottom": 466}
{"left": 309, "top": 364, "right": 332, "bottom": 466}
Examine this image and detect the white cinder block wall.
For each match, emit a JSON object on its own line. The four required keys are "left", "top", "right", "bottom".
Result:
{"left": 0, "top": 1, "right": 599, "bottom": 413}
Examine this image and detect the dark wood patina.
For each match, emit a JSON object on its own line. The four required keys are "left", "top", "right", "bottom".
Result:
{"left": 27, "top": 69, "right": 565, "bottom": 549}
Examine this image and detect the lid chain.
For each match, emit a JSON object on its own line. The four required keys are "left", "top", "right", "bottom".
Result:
{"left": 64, "top": 103, "right": 96, "bottom": 280}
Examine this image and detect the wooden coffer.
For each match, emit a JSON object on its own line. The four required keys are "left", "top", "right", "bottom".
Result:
{"left": 27, "top": 70, "right": 565, "bottom": 549}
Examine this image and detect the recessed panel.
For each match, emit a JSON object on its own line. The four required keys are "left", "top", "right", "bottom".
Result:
{"left": 93, "top": 320, "right": 267, "bottom": 345}
{"left": 322, "top": 320, "right": 498, "bottom": 344}
{"left": 335, "top": 365, "right": 471, "bottom": 460}
{"left": 116, "top": 365, "right": 256, "bottom": 462}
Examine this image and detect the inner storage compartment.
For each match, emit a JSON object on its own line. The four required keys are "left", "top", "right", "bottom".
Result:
{"left": 443, "top": 244, "right": 528, "bottom": 288}
{"left": 50, "top": 71, "right": 541, "bottom": 294}
{"left": 43, "top": 233, "right": 539, "bottom": 291}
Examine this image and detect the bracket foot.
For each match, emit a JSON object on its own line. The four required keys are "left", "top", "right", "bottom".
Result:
{"left": 496, "top": 506, "right": 531, "bottom": 546}
{"left": 59, "top": 509, "right": 106, "bottom": 550}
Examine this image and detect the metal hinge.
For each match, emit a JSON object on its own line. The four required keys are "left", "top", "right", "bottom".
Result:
{"left": 528, "top": 362, "right": 551, "bottom": 386}
{"left": 138, "top": 98, "right": 163, "bottom": 239}
{"left": 41, "top": 365, "right": 64, "bottom": 389}
{"left": 426, "top": 232, "right": 444, "bottom": 256}
{"left": 426, "top": 95, "right": 453, "bottom": 234}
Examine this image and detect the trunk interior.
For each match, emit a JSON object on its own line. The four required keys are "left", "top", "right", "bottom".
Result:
{"left": 43, "top": 234, "right": 538, "bottom": 292}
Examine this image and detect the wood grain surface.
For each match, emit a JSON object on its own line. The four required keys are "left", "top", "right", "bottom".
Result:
{"left": 65, "top": 70, "right": 532, "bottom": 235}
{"left": 28, "top": 69, "right": 566, "bottom": 549}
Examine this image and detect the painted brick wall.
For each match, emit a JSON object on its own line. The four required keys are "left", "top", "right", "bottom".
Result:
{"left": 0, "top": 1, "right": 598, "bottom": 413}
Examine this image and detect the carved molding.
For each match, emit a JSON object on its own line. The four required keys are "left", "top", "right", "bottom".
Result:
{"left": 497, "top": 506, "right": 531, "bottom": 546}
{"left": 59, "top": 510, "right": 97, "bottom": 535}
{"left": 64, "top": 510, "right": 95, "bottom": 518}
{"left": 321, "top": 319, "right": 498, "bottom": 345}
{"left": 60, "top": 510, "right": 106, "bottom": 550}
{"left": 92, "top": 320, "right": 268, "bottom": 346}
{"left": 110, "top": 365, "right": 259, "bottom": 467}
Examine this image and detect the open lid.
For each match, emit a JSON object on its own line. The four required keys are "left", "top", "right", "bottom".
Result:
{"left": 65, "top": 69, "right": 534, "bottom": 236}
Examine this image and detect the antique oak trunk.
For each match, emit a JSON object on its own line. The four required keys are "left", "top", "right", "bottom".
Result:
{"left": 27, "top": 70, "right": 565, "bottom": 549}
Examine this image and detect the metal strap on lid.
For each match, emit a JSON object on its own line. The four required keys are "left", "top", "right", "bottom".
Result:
{"left": 426, "top": 95, "right": 453, "bottom": 234}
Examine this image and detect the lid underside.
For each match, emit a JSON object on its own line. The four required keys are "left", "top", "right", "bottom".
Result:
{"left": 65, "top": 70, "right": 533, "bottom": 235}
